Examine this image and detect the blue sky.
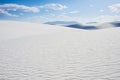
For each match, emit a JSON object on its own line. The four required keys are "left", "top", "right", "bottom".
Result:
{"left": 0, "top": 0, "right": 120, "bottom": 23}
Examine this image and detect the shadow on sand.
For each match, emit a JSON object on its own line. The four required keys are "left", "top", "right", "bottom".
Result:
{"left": 45, "top": 21, "right": 120, "bottom": 30}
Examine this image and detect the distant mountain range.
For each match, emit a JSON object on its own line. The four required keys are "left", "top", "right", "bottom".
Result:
{"left": 45, "top": 21, "right": 120, "bottom": 30}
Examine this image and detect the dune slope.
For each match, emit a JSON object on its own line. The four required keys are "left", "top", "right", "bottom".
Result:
{"left": 0, "top": 21, "right": 120, "bottom": 80}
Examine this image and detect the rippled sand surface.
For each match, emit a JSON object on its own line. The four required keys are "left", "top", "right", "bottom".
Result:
{"left": 0, "top": 21, "right": 120, "bottom": 80}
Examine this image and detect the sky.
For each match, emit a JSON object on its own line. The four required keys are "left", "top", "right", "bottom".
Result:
{"left": 0, "top": 0, "right": 120, "bottom": 23}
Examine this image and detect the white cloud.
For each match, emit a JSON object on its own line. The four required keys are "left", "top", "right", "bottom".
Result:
{"left": 53, "top": 15, "right": 120, "bottom": 23}
{"left": 0, "top": 9, "right": 18, "bottom": 17}
{"left": 92, "top": 15, "right": 120, "bottom": 22}
{"left": 75, "top": 15, "right": 120, "bottom": 23}
{"left": 0, "top": 4, "right": 40, "bottom": 13}
{"left": 0, "top": 3, "right": 67, "bottom": 17}
{"left": 0, "top": 4, "right": 40, "bottom": 17}
{"left": 47, "top": 14, "right": 80, "bottom": 22}
{"left": 40, "top": 3, "right": 67, "bottom": 10}
{"left": 109, "top": 3, "right": 120, "bottom": 13}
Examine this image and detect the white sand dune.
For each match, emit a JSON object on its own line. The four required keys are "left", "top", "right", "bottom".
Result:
{"left": 0, "top": 20, "right": 120, "bottom": 80}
